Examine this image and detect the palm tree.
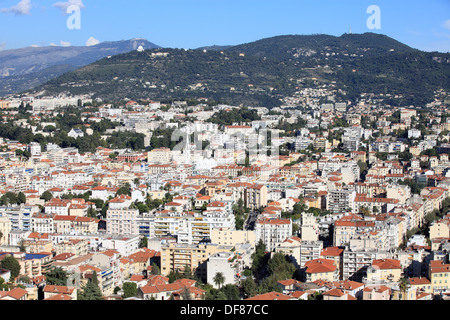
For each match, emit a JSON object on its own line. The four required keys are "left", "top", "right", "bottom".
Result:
{"left": 213, "top": 272, "right": 225, "bottom": 289}
{"left": 398, "top": 277, "right": 409, "bottom": 300}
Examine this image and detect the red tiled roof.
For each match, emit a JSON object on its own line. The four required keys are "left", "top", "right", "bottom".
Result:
{"left": 245, "top": 291, "right": 293, "bottom": 301}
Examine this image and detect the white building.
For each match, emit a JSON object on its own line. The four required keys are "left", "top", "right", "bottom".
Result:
{"left": 206, "top": 252, "right": 237, "bottom": 288}
{"left": 255, "top": 217, "right": 292, "bottom": 252}
{"left": 106, "top": 209, "right": 140, "bottom": 236}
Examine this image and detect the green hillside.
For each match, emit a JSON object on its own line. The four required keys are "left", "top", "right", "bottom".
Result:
{"left": 30, "top": 33, "right": 450, "bottom": 108}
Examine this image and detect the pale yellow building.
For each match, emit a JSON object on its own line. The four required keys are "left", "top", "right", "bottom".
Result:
{"left": 160, "top": 242, "right": 233, "bottom": 281}
{"left": 429, "top": 260, "right": 450, "bottom": 294}
{"left": 363, "top": 285, "right": 391, "bottom": 300}
{"left": 244, "top": 184, "right": 268, "bottom": 210}
{"left": 0, "top": 216, "right": 11, "bottom": 246}
{"left": 147, "top": 147, "right": 172, "bottom": 164}
{"left": 304, "top": 258, "right": 339, "bottom": 282}
{"left": 54, "top": 239, "right": 89, "bottom": 256}
{"left": 0, "top": 100, "right": 11, "bottom": 109}
{"left": 366, "top": 259, "right": 403, "bottom": 283}
{"left": 210, "top": 228, "right": 256, "bottom": 247}
{"left": 430, "top": 217, "right": 450, "bottom": 240}
{"left": 53, "top": 216, "right": 99, "bottom": 234}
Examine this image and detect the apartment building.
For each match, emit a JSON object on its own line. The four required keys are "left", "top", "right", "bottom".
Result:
{"left": 333, "top": 215, "right": 376, "bottom": 248}
{"left": 54, "top": 239, "right": 90, "bottom": 256}
{"left": 53, "top": 215, "right": 99, "bottom": 234}
{"left": 255, "top": 217, "right": 292, "bottom": 252}
{"left": 244, "top": 184, "right": 268, "bottom": 210}
{"left": 327, "top": 188, "right": 356, "bottom": 213}
{"left": 274, "top": 237, "right": 323, "bottom": 270}
{"left": 0, "top": 216, "right": 11, "bottom": 245}
{"left": 430, "top": 214, "right": 450, "bottom": 240}
{"left": 153, "top": 210, "right": 235, "bottom": 244}
{"left": 342, "top": 248, "right": 391, "bottom": 282}
{"left": 210, "top": 228, "right": 256, "bottom": 247}
{"left": 429, "top": 260, "right": 450, "bottom": 294}
{"left": 206, "top": 252, "right": 238, "bottom": 288}
{"left": 0, "top": 252, "right": 52, "bottom": 279}
{"left": 304, "top": 258, "right": 339, "bottom": 282}
{"left": 106, "top": 209, "right": 139, "bottom": 236}
{"left": 365, "top": 259, "right": 403, "bottom": 284}
{"left": 160, "top": 242, "right": 232, "bottom": 281}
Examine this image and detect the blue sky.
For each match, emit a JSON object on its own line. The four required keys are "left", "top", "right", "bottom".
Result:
{"left": 0, "top": 0, "right": 449, "bottom": 52}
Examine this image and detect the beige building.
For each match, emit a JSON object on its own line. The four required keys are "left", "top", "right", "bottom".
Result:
{"left": 363, "top": 285, "right": 391, "bottom": 300}
{"left": 365, "top": 259, "right": 403, "bottom": 284}
{"left": 4, "top": 252, "right": 53, "bottom": 279}
{"left": 210, "top": 228, "right": 256, "bottom": 247}
{"left": 320, "top": 247, "right": 344, "bottom": 280}
{"left": 147, "top": 147, "right": 172, "bottom": 164}
{"left": 322, "top": 288, "right": 357, "bottom": 300}
{"left": 43, "top": 285, "right": 77, "bottom": 300}
{"left": 54, "top": 239, "right": 89, "bottom": 256}
{"left": 408, "top": 277, "right": 432, "bottom": 293}
{"left": 0, "top": 100, "right": 11, "bottom": 109}
{"left": 160, "top": 242, "right": 233, "bottom": 281}
{"left": 0, "top": 216, "right": 11, "bottom": 246}
{"left": 300, "top": 212, "right": 319, "bottom": 242}
{"left": 429, "top": 260, "right": 450, "bottom": 294}
{"left": 106, "top": 209, "right": 139, "bottom": 235}
{"left": 53, "top": 215, "right": 99, "bottom": 234}
{"left": 244, "top": 184, "right": 268, "bottom": 210}
{"left": 304, "top": 258, "right": 339, "bottom": 282}
{"left": 430, "top": 215, "right": 450, "bottom": 240}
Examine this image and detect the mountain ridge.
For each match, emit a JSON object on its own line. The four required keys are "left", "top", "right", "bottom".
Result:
{"left": 8, "top": 33, "right": 450, "bottom": 108}
{"left": 0, "top": 38, "right": 160, "bottom": 96}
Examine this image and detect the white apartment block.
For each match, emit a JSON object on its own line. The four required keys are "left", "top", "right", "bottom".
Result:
{"left": 327, "top": 188, "right": 356, "bottom": 213}
{"left": 153, "top": 210, "right": 236, "bottom": 244}
{"left": 342, "top": 248, "right": 391, "bottom": 282}
{"left": 101, "top": 235, "right": 140, "bottom": 257}
{"left": 255, "top": 217, "right": 293, "bottom": 252}
{"left": 206, "top": 252, "right": 238, "bottom": 288}
{"left": 0, "top": 206, "right": 37, "bottom": 231}
{"left": 30, "top": 213, "right": 55, "bottom": 234}
{"left": 106, "top": 209, "right": 140, "bottom": 236}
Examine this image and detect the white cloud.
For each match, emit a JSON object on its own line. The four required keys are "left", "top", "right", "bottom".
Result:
{"left": 0, "top": 0, "right": 32, "bottom": 15}
{"left": 60, "top": 40, "right": 71, "bottom": 47}
{"left": 86, "top": 37, "right": 100, "bottom": 47}
{"left": 443, "top": 20, "right": 450, "bottom": 31}
{"left": 53, "top": 0, "right": 85, "bottom": 15}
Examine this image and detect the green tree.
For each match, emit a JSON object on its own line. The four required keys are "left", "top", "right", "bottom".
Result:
{"left": 0, "top": 255, "right": 20, "bottom": 281}
{"left": 137, "top": 203, "right": 149, "bottom": 214}
{"left": 79, "top": 271, "right": 103, "bottom": 300}
{"left": 40, "top": 190, "right": 53, "bottom": 202}
{"left": 17, "top": 192, "right": 26, "bottom": 205}
{"left": 241, "top": 277, "right": 257, "bottom": 299}
{"left": 398, "top": 277, "right": 410, "bottom": 300}
{"left": 220, "top": 284, "right": 240, "bottom": 300}
{"left": 140, "top": 236, "right": 148, "bottom": 248}
{"left": 45, "top": 267, "right": 68, "bottom": 286}
{"left": 122, "top": 282, "right": 138, "bottom": 299}
{"left": 116, "top": 184, "right": 131, "bottom": 197}
{"left": 213, "top": 272, "right": 225, "bottom": 289}
{"left": 251, "top": 240, "right": 269, "bottom": 280}
{"left": 1, "top": 192, "right": 17, "bottom": 206}
{"left": 150, "top": 263, "right": 161, "bottom": 275}
{"left": 267, "top": 252, "right": 297, "bottom": 281}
